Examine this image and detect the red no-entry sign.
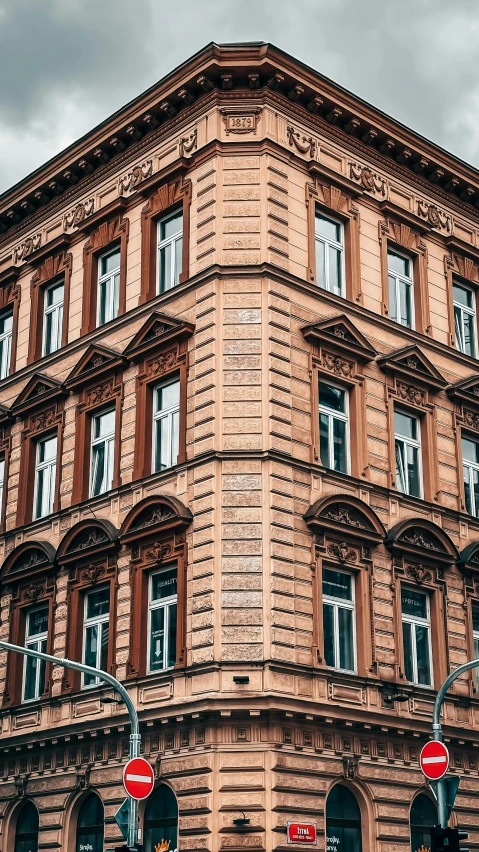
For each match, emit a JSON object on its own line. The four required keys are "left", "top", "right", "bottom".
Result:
{"left": 420, "top": 740, "right": 449, "bottom": 780}
{"left": 123, "top": 757, "right": 155, "bottom": 800}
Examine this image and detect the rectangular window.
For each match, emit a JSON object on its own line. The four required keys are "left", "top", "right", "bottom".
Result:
{"left": 22, "top": 605, "right": 49, "bottom": 702}
{"left": 394, "top": 409, "right": 422, "bottom": 498}
{"left": 319, "top": 381, "right": 348, "bottom": 473}
{"left": 42, "top": 280, "right": 64, "bottom": 356}
{"left": 97, "top": 247, "right": 120, "bottom": 327}
{"left": 33, "top": 434, "right": 57, "bottom": 520}
{"left": 401, "top": 587, "right": 432, "bottom": 685}
{"left": 90, "top": 409, "right": 115, "bottom": 498}
{"left": 454, "top": 281, "right": 477, "bottom": 357}
{"left": 473, "top": 602, "right": 479, "bottom": 661}
{"left": 0, "top": 310, "right": 13, "bottom": 379}
{"left": 388, "top": 249, "right": 414, "bottom": 328}
{"left": 157, "top": 210, "right": 183, "bottom": 294}
{"left": 0, "top": 455, "right": 5, "bottom": 515}
{"left": 147, "top": 564, "right": 178, "bottom": 673}
{"left": 153, "top": 379, "right": 180, "bottom": 473}
{"left": 82, "top": 587, "right": 110, "bottom": 688}
{"left": 315, "top": 212, "right": 343, "bottom": 297}
{"left": 322, "top": 568, "right": 356, "bottom": 672}
{"left": 462, "top": 435, "right": 479, "bottom": 517}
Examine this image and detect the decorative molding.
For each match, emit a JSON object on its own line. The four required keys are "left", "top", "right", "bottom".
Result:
{"left": 396, "top": 382, "right": 427, "bottom": 407}
{"left": 399, "top": 528, "right": 447, "bottom": 553}
{"left": 327, "top": 542, "right": 356, "bottom": 563}
{"left": 63, "top": 198, "right": 95, "bottom": 231}
{"left": 12, "top": 233, "right": 42, "bottom": 264}
{"left": 179, "top": 128, "right": 197, "bottom": 158}
{"left": 444, "top": 251, "right": 479, "bottom": 284}
{"left": 118, "top": 159, "right": 153, "bottom": 195}
{"left": 349, "top": 161, "right": 387, "bottom": 196}
{"left": 287, "top": 123, "right": 316, "bottom": 158}
{"left": 321, "top": 351, "right": 353, "bottom": 377}
{"left": 405, "top": 564, "right": 432, "bottom": 585}
{"left": 417, "top": 199, "right": 451, "bottom": 233}
{"left": 464, "top": 410, "right": 479, "bottom": 431}
{"left": 220, "top": 106, "right": 262, "bottom": 134}
{"left": 322, "top": 506, "right": 372, "bottom": 530}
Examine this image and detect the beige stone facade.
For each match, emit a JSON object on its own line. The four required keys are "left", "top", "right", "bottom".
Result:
{"left": 1, "top": 41, "right": 479, "bottom": 852}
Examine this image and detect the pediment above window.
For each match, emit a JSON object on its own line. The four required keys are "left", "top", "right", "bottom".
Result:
{"left": 376, "top": 345, "right": 446, "bottom": 391}
{"left": 304, "top": 494, "right": 385, "bottom": 546}
{"left": 11, "top": 373, "right": 67, "bottom": 418}
{"left": 1, "top": 540, "right": 56, "bottom": 584}
{"left": 56, "top": 519, "right": 119, "bottom": 566}
{"left": 385, "top": 519, "right": 458, "bottom": 565}
{"left": 458, "top": 541, "right": 479, "bottom": 574}
{"left": 124, "top": 312, "right": 195, "bottom": 363}
{"left": 302, "top": 314, "right": 377, "bottom": 363}
{"left": 65, "top": 344, "right": 126, "bottom": 392}
{"left": 119, "top": 495, "right": 192, "bottom": 546}
{"left": 446, "top": 374, "right": 479, "bottom": 408}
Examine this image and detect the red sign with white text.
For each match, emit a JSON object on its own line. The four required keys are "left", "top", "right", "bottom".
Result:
{"left": 287, "top": 823, "right": 317, "bottom": 845}
{"left": 123, "top": 756, "right": 155, "bottom": 800}
{"left": 420, "top": 740, "right": 449, "bottom": 780}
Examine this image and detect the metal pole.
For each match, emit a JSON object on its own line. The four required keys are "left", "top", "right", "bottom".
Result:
{"left": 431, "top": 656, "right": 479, "bottom": 828}
{"left": 0, "top": 639, "right": 140, "bottom": 849}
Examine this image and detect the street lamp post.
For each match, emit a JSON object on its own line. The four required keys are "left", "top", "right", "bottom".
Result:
{"left": 0, "top": 639, "right": 140, "bottom": 849}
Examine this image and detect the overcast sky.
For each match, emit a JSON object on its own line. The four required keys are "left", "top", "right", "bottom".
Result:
{"left": 1, "top": 0, "right": 479, "bottom": 195}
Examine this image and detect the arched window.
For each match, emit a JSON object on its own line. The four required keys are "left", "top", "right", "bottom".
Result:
{"left": 326, "top": 784, "right": 362, "bottom": 852}
{"left": 76, "top": 794, "right": 104, "bottom": 852}
{"left": 144, "top": 784, "right": 178, "bottom": 852}
{"left": 410, "top": 793, "right": 437, "bottom": 852}
{"left": 14, "top": 801, "right": 39, "bottom": 852}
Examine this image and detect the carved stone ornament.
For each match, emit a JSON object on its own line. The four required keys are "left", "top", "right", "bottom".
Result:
{"left": 130, "top": 505, "right": 176, "bottom": 532}
{"left": 69, "top": 529, "right": 109, "bottom": 554}
{"left": 328, "top": 542, "right": 356, "bottom": 563}
{"left": 147, "top": 350, "right": 178, "bottom": 378}
{"left": 145, "top": 541, "right": 165, "bottom": 563}
{"left": 179, "top": 127, "right": 197, "bottom": 157}
{"left": 118, "top": 159, "right": 153, "bottom": 195}
{"left": 464, "top": 410, "right": 479, "bottom": 431}
{"left": 63, "top": 198, "right": 95, "bottom": 231}
{"left": 220, "top": 106, "right": 262, "bottom": 135}
{"left": 445, "top": 252, "right": 479, "bottom": 284}
{"left": 342, "top": 754, "right": 359, "bottom": 779}
{"left": 76, "top": 766, "right": 91, "bottom": 790}
{"left": 322, "top": 351, "right": 353, "bottom": 377}
{"left": 21, "top": 582, "right": 46, "bottom": 603}
{"left": 30, "top": 408, "right": 57, "bottom": 433}
{"left": 85, "top": 380, "right": 114, "bottom": 406}
{"left": 80, "top": 563, "right": 105, "bottom": 585}
{"left": 349, "top": 162, "right": 386, "bottom": 196}
{"left": 14, "top": 550, "right": 48, "bottom": 573}
{"left": 417, "top": 199, "right": 451, "bottom": 233}
{"left": 396, "top": 382, "right": 426, "bottom": 406}
{"left": 12, "top": 233, "right": 42, "bottom": 264}
{"left": 14, "top": 774, "right": 29, "bottom": 798}
{"left": 399, "top": 528, "right": 446, "bottom": 552}
{"left": 406, "top": 564, "right": 432, "bottom": 585}
{"left": 287, "top": 124, "right": 317, "bottom": 158}
{"left": 321, "top": 505, "right": 372, "bottom": 530}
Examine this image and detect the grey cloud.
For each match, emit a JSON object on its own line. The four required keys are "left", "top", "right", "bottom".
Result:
{"left": 1, "top": 0, "right": 479, "bottom": 193}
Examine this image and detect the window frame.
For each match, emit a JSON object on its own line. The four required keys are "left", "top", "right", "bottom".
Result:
{"left": 462, "top": 432, "right": 479, "bottom": 518}
{"left": 378, "top": 209, "right": 430, "bottom": 335}
{"left": 0, "top": 308, "right": 13, "bottom": 380}
{"left": 96, "top": 246, "right": 121, "bottom": 327}
{"left": 156, "top": 209, "right": 184, "bottom": 295}
{"left": 322, "top": 566, "right": 357, "bottom": 674}
{"left": 81, "top": 586, "right": 110, "bottom": 689}
{"left": 28, "top": 249, "right": 72, "bottom": 364}
{"left": 32, "top": 432, "right": 58, "bottom": 521}
{"left": 453, "top": 278, "right": 477, "bottom": 357}
{"left": 400, "top": 586, "right": 433, "bottom": 687}
{"left": 89, "top": 407, "right": 116, "bottom": 498}
{"left": 394, "top": 408, "right": 423, "bottom": 499}
{"left": 147, "top": 563, "right": 178, "bottom": 675}
{"left": 41, "top": 278, "right": 64, "bottom": 358}
{"left": 80, "top": 205, "right": 129, "bottom": 335}
{"left": 318, "top": 379, "right": 350, "bottom": 474}
{"left": 152, "top": 377, "right": 181, "bottom": 474}
{"left": 314, "top": 211, "right": 345, "bottom": 298}
{"left": 22, "top": 604, "right": 49, "bottom": 703}
{"left": 387, "top": 247, "right": 415, "bottom": 330}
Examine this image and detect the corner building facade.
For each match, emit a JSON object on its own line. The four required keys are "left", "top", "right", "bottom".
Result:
{"left": 2, "top": 41, "right": 479, "bottom": 852}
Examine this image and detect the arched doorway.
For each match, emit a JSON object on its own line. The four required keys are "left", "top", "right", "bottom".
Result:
{"left": 144, "top": 784, "right": 178, "bottom": 852}
{"left": 326, "top": 784, "right": 362, "bottom": 852}
{"left": 76, "top": 793, "right": 104, "bottom": 852}
{"left": 14, "top": 801, "right": 39, "bottom": 852}
{"left": 410, "top": 793, "right": 437, "bottom": 852}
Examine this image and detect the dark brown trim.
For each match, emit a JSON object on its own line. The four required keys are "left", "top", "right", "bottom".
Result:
{"left": 80, "top": 214, "right": 130, "bottom": 335}
{"left": 27, "top": 251, "right": 72, "bottom": 364}
{"left": 378, "top": 215, "right": 431, "bottom": 335}
{"left": 15, "top": 395, "right": 65, "bottom": 527}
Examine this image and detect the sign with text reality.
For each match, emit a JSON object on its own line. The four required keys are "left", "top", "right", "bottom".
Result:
{"left": 287, "top": 822, "right": 317, "bottom": 845}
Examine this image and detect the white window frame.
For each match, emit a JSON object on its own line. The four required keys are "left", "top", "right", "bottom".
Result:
{"left": 156, "top": 210, "right": 183, "bottom": 295}
{"left": 81, "top": 587, "right": 110, "bottom": 689}
{"left": 473, "top": 603, "right": 479, "bottom": 661}
{"left": 42, "top": 279, "right": 64, "bottom": 357}
{"left": 322, "top": 568, "right": 356, "bottom": 673}
{"left": 453, "top": 279, "right": 477, "bottom": 357}
{"left": 152, "top": 378, "right": 180, "bottom": 473}
{"left": 318, "top": 381, "right": 350, "bottom": 473}
{"left": 97, "top": 247, "right": 121, "bottom": 327}
{"left": 32, "top": 434, "right": 57, "bottom": 520}
{"left": 89, "top": 408, "right": 116, "bottom": 498}
{"left": 0, "top": 309, "right": 13, "bottom": 380}
{"left": 315, "top": 211, "right": 345, "bottom": 297}
{"left": 388, "top": 248, "right": 415, "bottom": 329}
{"left": 22, "top": 605, "right": 48, "bottom": 703}
{"left": 462, "top": 435, "right": 479, "bottom": 518}
{"left": 394, "top": 410, "right": 423, "bottom": 498}
{"left": 147, "top": 565, "right": 178, "bottom": 674}
{"left": 0, "top": 455, "right": 5, "bottom": 517}
{"left": 401, "top": 587, "right": 433, "bottom": 687}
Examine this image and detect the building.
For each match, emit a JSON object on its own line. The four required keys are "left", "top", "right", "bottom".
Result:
{"left": 1, "top": 39, "right": 479, "bottom": 852}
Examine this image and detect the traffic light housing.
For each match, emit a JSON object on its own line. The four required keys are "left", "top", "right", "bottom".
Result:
{"left": 430, "top": 825, "right": 469, "bottom": 852}
{"left": 113, "top": 846, "right": 143, "bottom": 852}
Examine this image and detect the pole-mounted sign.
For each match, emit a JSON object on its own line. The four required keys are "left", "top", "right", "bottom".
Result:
{"left": 420, "top": 740, "right": 449, "bottom": 781}
{"left": 123, "top": 757, "right": 155, "bottom": 800}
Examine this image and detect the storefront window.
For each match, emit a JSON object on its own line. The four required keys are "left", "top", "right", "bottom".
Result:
{"left": 326, "top": 785, "right": 362, "bottom": 852}
{"left": 76, "top": 794, "right": 104, "bottom": 852}
{"left": 410, "top": 793, "right": 437, "bottom": 852}
{"left": 144, "top": 785, "right": 178, "bottom": 852}
{"left": 14, "top": 801, "right": 39, "bottom": 852}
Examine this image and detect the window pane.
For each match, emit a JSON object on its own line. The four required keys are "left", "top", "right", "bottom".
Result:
{"left": 395, "top": 441, "right": 407, "bottom": 494}
{"left": 463, "top": 311, "right": 476, "bottom": 356}
{"left": 84, "top": 624, "right": 98, "bottom": 669}
{"left": 401, "top": 588, "right": 427, "bottom": 619}
{"left": 86, "top": 588, "right": 110, "bottom": 619}
{"left": 319, "top": 383, "right": 345, "bottom": 413}
{"left": 388, "top": 275, "right": 398, "bottom": 323}
{"left": 454, "top": 304, "right": 465, "bottom": 352}
{"left": 100, "top": 248, "right": 120, "bottom": 276}
{"left": 171, "top": 409, "right": 180, "bottom": 467}
{"left": 155, "top": 416, "right": 170, "bottom": 471}
{"left": 27, "top": 608, "right": 48, "bottom": 637}
{"left": 149, "top": 606, "right": 165, "bottom": 671}
{"left": 156, "top": 380, "right": 180, "bottom": 412}
{"left": 453, "top": 283, "right": 473, "bottom": 309}
{"left": 406, "top": 443, "right": 421, "bottom": 497}
{"left": 328, "top": 246, "right": 342, "bottom": 295}
{"left": 159, "top": 210, "right": 183, "bottom": 241}
{"left": 399, "top": 278, "right": 413, "bottom": 327}
{"left": 99, "top": 622, "right": 109, "bottom": 672}
{"left": 388, "top": 250, "right": 409, "bottom": 277}
{"left": 24, "top": 655, "right": 38, "bottom": 701}
{"left": 167, "top": 603, "right": 177, "bottom": 669}
{"left": 159, "top": 243, "right": 172, "bottom": 293}
{"left": 175, "top": 236, "right": 183, "bottom": 286}
{"left": 462, "top": 437, "right": 479, "bottom": 464}
{"left": 316, "top": 238, "right": 326, "bottom": 288}
{"left": 333, "top": 417, "right": 347, "bottom": 472}
{"left": 323, "top": 603, "right": 335, "bottom": 667}
{"left": 323, "top": 569, "right": 352, "bottom": 601}
{"left": 98, "top": 279, "right": 108, "bottom": 326}
{"left": 415, "top": 624, "right": 432, "bottom": 685}
{"left": 44, "top": 311, "right": 54, "bottom": 355}
{"left": 472, "top": 603, "right": 479, "bottom": 633}
{"left": 47, "top": 282, "right": 64, "bottom": 307}
{"left": 473, "top": 468, "right": 479, "bottom": 517}
{"left": 315, "top": 214, "right": 341, "bottom": 242}
{"left": 394, "top": 410, "right": 417, "bottom": 440}
{"left": 464, "top": 465, "right": 473, "bottom": 515}
{"left": 0, "top": 311, "right": 13, "bottom": 335}
{"left": 338, "top": 606, "right": 354, "bottom": 671}
{"left": 319, "top": 412, "right": 330, "bottom": 468}
{"left": 402, "top": 620, "right": 414, "bottom": 682}
{"left": 151, "top": 567, "right": 178, "bottom": 602}
{"left": 95, "top": 409, "right": 115, "bottom": 438}
{"left": 90, "top": 443, "right": 105, "bottom": 496}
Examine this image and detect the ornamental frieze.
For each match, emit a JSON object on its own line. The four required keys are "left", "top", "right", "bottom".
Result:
{"left": 63, "top": 197, "right": 95, "bottom": 231}
{"left": 349, "top": 161, "right": 387, "bottom": 196}
{"left": 12, "top": 233, "right": 42, "bottom": 264}
{"left": 118, "top": 159, "right": 153, "bottom": 195}
{"left": 417, "top": 199, "right": 452, "bottom": 233}
{"left": 287, "top": 123, "right": 317, "bottom": 159}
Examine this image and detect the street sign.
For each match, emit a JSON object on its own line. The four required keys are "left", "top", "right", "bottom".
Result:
{"left": 430, "top": 775, "right": 461, "bottom": 822}
{"left": 287, "top": 822, "right": 317, "bottom": 844}
{"left": 420, "top": 740, "right": 449, "bottom": 780}
{"left": 123, "top": 757, "right": 155, "bottom": 800}
{"left": 114, "top": 798, "right": 131, "bottom": 840}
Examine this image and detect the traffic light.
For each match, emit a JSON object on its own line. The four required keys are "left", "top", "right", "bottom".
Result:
{"left": 112, "top": 845, "right": 143, "bottom": 852}
{"left": 430, "top": 825, "right": 469, "bottom": 852}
